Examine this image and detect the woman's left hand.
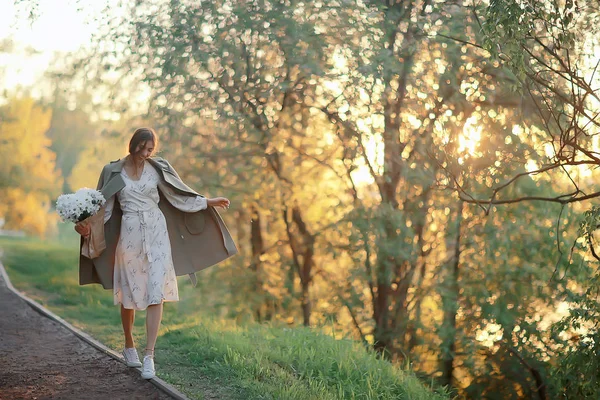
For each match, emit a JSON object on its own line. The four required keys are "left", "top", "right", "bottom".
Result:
{"left": 75, "top": 221, "right": 91, "bottom": 238}
{"left": 208, "top": 197, "right": 230, "bottom": 209}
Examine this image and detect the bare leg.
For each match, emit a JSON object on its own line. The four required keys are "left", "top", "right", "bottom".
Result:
{"left": 121, "top": 305, "right": 136, "bottom": 348}
{"left": 145, "top": 303, "right": 163, "bottom": 356}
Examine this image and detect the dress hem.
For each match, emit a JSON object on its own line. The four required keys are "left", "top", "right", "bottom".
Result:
{"left": 116, "top": 298, "right": 179, "bottom": 311}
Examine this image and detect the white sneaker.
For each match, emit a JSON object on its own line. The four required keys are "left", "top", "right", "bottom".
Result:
{"left": 122, "top": 347, "right": 142, "bottom": 368}
{"left": 141, "top": 355, "right": 155, "bottom": 379}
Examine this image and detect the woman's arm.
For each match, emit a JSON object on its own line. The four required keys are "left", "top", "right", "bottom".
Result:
{"left": 207, "top": 197, "right": 230, "bottom": 208}
{"left": 75, "top": 164, "right": 111, "bottom": 238}
{"left": 158, "top": 158, "right": 230, "bottom": 211}
{"left": 103, "top": 195, "right": 115, "bottom": 223}
{"left": 158, "top": 179, "right": 209, "bottom": 212}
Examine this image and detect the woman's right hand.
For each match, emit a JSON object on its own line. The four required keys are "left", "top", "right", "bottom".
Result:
{"left": 75, "top": 222, "right": 91, "bottom": 238}
{"left": 208, "top": 197, "right": 230, "bottom": 209}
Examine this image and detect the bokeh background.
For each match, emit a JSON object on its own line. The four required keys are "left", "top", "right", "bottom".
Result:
{"left": 2, "top": 1, "right": 600, "bottom": 398}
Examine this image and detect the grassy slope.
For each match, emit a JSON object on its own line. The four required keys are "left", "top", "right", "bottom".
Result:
{"left": 0, "top": 236, "right": 447, "bottom": 400}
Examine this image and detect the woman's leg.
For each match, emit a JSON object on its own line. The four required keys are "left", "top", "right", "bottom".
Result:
{"left": 121, "top": 305, "right": 136, "bottom": 348}
{"left": 145, "top": 303, "right": 163, "bottom": 356}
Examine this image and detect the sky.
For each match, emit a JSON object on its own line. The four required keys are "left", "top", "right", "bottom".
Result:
{"left": 0, "top": 0, "right": 102, "bottom": 91}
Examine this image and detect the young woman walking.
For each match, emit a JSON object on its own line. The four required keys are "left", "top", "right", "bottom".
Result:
{"left": 75, "top": 128, "right": 237, "bottom": 379}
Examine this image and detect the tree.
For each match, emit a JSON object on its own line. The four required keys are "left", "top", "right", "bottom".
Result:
{"left": 44, "top": 86, "right": 97, "bottom": 193}
{"left": 472, "top": 2, "right": 600, "bottom": 397}
{"left": 0, "top": 96, "right": 62, "bottom": 235}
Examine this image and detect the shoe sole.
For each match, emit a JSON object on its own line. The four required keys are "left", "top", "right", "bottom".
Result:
{"left": 141, "top": 372, "right": 155, "bottom": 379}
{"left": 126, "top": 361, "right": 142, "bottom": 367}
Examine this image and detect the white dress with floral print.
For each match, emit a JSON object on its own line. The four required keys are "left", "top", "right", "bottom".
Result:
{"left": 103, "top": 160, "right": 207, "bottom": 310}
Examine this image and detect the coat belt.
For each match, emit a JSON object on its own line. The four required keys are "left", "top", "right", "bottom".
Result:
{"left": 122, "top": 208, "right": 158, "bottom": 263}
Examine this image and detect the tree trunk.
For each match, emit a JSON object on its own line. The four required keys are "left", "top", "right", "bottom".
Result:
{"left": 282, "top": 205, "right": 315, "bottom": 327}
{"left": 440, "top": 200, "right": 463, "bottom": 387}
{"left": 371, "top": 6, "right": 418, "bottom": 353}
{"left": 373, "top": 284, "right": 391, "bottom": 354}
{"left": 301, "top": 283, "right": 311, "bottom": 327}
{"left": 250, "top": 206, "right": 267, "bottom": 322}
{"left": 292, "top": 206, "right": 314, "bottom": 327}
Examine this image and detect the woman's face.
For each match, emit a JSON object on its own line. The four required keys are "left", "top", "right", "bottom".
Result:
{"left": 134, "top": 140, "right": 154, "bottom": 161}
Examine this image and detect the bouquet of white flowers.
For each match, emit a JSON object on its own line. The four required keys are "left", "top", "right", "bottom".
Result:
{"left": 56, "top": 188, "right": 107, "bottom": 258}
{"left": 56, "top": 188, "right": 106, "bottom": 223}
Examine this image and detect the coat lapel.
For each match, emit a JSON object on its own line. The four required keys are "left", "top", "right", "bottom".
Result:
{"left": 100, "top": 159, "right": 126, "bottom": 200}
{"left": 147, "top": 157, "right": 202, "bottom": 197}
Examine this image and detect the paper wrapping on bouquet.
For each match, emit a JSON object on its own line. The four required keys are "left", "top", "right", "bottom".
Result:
{"left": 81, "top": 207, "right": 106, "bottom": 259}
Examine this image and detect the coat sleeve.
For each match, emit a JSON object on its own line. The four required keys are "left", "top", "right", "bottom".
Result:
{"left": 103, "top": 195, "right": 115, "bottom": 223}
{"left": 96, "top": 164, "right": 107, "bottom": 190}
{"left": 95, "top": 164, "right": 115, "bottom": 223}
{"left": 158, "top": 179, "right": 207, "bottom": 212}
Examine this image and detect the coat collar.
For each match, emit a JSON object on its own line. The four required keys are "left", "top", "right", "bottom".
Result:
{"left": 106, "top": 158, "right": 126, "bottom": 174}
{"left": 105, "top": 157, "right": 170, "bottom": 175}
{"left": 100, "top": 156, "right": 199, "bottom": 200}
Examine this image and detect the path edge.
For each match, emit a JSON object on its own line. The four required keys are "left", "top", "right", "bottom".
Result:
{"left": 0, "top": 260, "right": 191, "bottom": 400}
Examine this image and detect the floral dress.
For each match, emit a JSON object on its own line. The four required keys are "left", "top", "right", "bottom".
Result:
{"left": 103, "top": 160, "right": 207, "bottom": 310}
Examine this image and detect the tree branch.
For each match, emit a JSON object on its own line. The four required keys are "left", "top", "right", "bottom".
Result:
{"left": 503, "top": 344, "right": 548, "bottom": 400}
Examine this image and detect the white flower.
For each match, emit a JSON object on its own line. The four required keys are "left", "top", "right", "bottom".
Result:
{"left": 56, "top": 188, "right": 106, "bottom": 223}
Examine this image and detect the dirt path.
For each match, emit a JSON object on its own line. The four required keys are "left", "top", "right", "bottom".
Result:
{"left": 0, "top": 269, "right": 174, "bottom": 400}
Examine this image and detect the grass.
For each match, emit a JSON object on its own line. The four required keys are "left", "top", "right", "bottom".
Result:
{"left": 0, "top": 235, "right": 447, "bottom": 400}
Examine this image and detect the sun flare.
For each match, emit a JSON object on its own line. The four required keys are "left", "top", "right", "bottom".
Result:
{"left": 458, "top": 115, "right": 482, "bottom": 156}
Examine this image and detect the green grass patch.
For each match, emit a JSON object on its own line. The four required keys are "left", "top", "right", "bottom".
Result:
{"left": 0, "top": 235, "right": 447, "bottom": 400}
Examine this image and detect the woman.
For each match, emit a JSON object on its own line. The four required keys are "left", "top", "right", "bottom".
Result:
{"left": 75, "top": 128, "right": 237, "bottom": 379}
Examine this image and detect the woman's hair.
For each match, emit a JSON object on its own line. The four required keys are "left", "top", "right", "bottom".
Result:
{"left": 129, "top": 127, "right": 158, "bottom": 156}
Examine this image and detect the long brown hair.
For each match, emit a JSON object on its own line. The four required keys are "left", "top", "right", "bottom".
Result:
{"left": 128, "top": 128, "right": 158, "bottom": 156}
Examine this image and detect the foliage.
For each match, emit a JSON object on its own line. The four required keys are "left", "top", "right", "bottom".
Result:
{"left": 0, "top": 97, "right": 62, "bottom": 235}
{"left": 549, "top": 272, "right": 600, "bottom": 398}
{"left": 478, "top": 1, "right": 600, "bottom": 396}
{"left": 45, "top": 93, "right": 98, "bottom": 193}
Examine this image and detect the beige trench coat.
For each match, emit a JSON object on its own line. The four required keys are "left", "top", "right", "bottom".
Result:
{"left": 78, "top": 157, "right": 238, "bottom": 289}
